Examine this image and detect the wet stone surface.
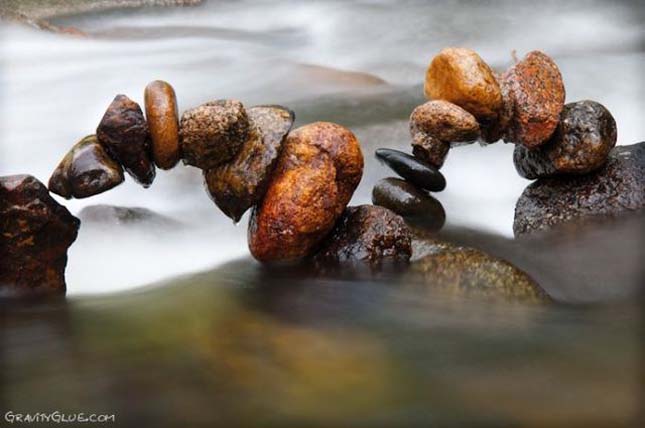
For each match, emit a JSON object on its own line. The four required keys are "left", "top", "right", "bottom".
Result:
{"left": 502, "top": 51, "right": 565, "bottom": 149}
{"left": 514, "top": 100, "right": 617, "bottom": 179}
{"left": 409, "top": 100, "right": 480, "bottom": 143}
{"left": 204, "top": 105, "right": 294, "bottom": 222}
{"left": 0, "top": 175, "right": 80, "bottom": 297}
{"left": 375, "top": 148, "right": 446, "bottom": 192}
{"left": 144, "top": 80, "right": 181, "bottom": 170}
{"left": 48, "top": 135, "right": 124, "bottom": 199}
{"left": 314, "top": 205, "right": 412, "bottom": 266}
{"left": 249, "top": 122, "right": 363, "bottom": 262}
{"left": 372, "top": 177, "right": 446, "bottom": 231}
{"left": 96, "top": 94, "right": 155, "bottom": 186}
{"left": 180, "top": 99, "right": 249, "bottom": 170}
{"left": 514, "top": 143, "right": 645, "bottom": 235}
{"left": 424, "top": 47, "right": 502, "bottom": 124}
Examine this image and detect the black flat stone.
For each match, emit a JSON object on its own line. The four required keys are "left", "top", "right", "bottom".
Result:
{"left": 375, "top": 148, "right": 446, "bottom": 191}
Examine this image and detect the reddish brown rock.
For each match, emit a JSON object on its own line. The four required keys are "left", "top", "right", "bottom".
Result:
{"left": 502, "top": 51, "right": 565, "bottom": 149}
{"left": 204, "top": 105, "right": 294, "bottom": 222}
{"left": 480, "top": 72, "right": 514, "bottom": 143}
{"left": 514, "top": 100, "right": 617, "bottom": 179}
{"left": 1, "top": 175, "right": 80, "bottom": 297}
{"left": 144, "top": 80, "right": 180, "bottom": 170}
{"left": 424, "top": 47, "right": 502, "bottom": 124}
{"left": 180, "top": 99, "right": 248, "bottom": 170}
{"left": 411, "top": 133, "right": 450, "bottom": 168}
{"left": 248, "top": 122, "right": 364, "bottom": 263}
{"left": 409, "top": 100, "right": 480, "bottom": 143}
{"left": 96, "top": 94, "right": 155, "bottom": 186}
{"left": 314, "top": 205, "right": 412, "bottom": 265}
{"left": 48, "top": 135, "right": 124, "bottom": 199}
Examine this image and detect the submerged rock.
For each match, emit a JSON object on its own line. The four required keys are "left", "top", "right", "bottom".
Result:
{"left": 249, "top": 122, "right": 363, "bottom": 263}
{"left": 180, "top": 99, "right": 249, "bottom": 170}
{"left": 502, "top": 51, "right": 565, "bottom": 149}
{"left": 0, "top": 175, "right": 79, "bottom": 297}
{"left": 96, "top": 94, "right": 155, "bottom": 186}
{"left": 372, "top": 177, "right": 445, "bottom": 231}
{"left": 48, "top": 135, "right": 124, "bottom": 199}
{"left": 144, "top": 80, "right": 181, "bottom": 170}
{"left": 424, "top": 47, "right": 502, "bottom": 124}
{"left": 375, "top": 149, "right": 446, "bottom": 192}
{"left": 411, "top": 133, "right": 450, "bottom": 169}
{"left": 513, "top": 100, "right": 617, "bottom": 179}
{"left": 408, "top": 237, "right": 549, "bottom": 303}
{"left": 314, "top": 205, "right": 412, "bottom": 265}
{"left": 514, "top": 143, "right": 645, "bottom": 235}
{"left": 409, "top": 100, "right": 480, "bottom": 143}
{"left": 78, "top": 204, "right": 181, "bottom": 229}
{"left": 204, "top": 105, "right": 294, "bottom": 222}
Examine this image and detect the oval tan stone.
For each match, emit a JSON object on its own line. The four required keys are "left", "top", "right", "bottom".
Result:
{"left": 410, "top": 100, "right": 480, "bottom": 143}
{"left": 144, "top": 80, "right": 180, "bottom": 170}
{"left": 424, "top": 47, "right": 503, "bottom": 124}
{"left": 248, "top": 122, "right": 364, "bottom": 263}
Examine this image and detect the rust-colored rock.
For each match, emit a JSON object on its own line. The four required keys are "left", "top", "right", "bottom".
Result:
{"left": 314, "top": 205, "right": 412, "bottom": 265}
{"left": 180, "top": 99, "right": 248, "bottom": 170}
{"left": 144, "top": 80, "right": 180, "bottom": 170}
{"left": 514, "top": 100, "right": 617, "bottom": 179}
{"left": 1, "top": 175, "right": 80, "bottom": 297}
{"left": 480, "top": 72, "right": 514, "bottom": 143}
{"left": 502, "top": 51, "right": 565, "bottom": 149}
{"left": 411, "top": 133, "right": 450, "bottom": 168}
{"left": 409, "top": 100, "right": 480, "bottom": 143}
{"left": 48, "top": 135, "right": 124, "bottom": 199}
{"left": 204, "top": 105, "right": 294, "bottom": 222}
{"left": 424, "top": 47, "right": 502, "bottom": 124}
{"left": 96, "top": 94, "right": 155, "bottom": 186}
{"left": 248, "top": 122, "right": 364, "bottom": 263}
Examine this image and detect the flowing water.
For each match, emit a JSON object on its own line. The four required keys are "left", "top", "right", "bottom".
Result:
{"left": 1, "top": 1, "right": 644, "bottom": 426}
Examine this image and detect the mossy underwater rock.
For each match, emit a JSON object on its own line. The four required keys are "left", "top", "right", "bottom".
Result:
{"left": 248, "top": 122, "right": 364, "bottom": 263}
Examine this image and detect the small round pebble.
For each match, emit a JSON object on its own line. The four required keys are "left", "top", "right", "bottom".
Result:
{"left": 424, "top": 47, "right": 503, "bottom": 124}
{"left": 144, "top": 80, "right": 180, "bottom": 170}
{"left": 96, "top": 94, "right": 155, "bottom": 187}
{"left": 411, "top": 133, "right": 450, "bottom": 169}
{"left": 180, "top": 99, "right": 249, "bottom": 170}
{"left": 372, "top": 177, "right": 445, "bottom": 231}
{"left": 514, "top": 100, "right": 617, "bottom": 179}
{"left": 375, "top": 148, "right": 446, "bottom": 192}
{"left": 409, "top": 100, "right": 480, "bottom": 143}
{"left": 502, "top": 51, "right": 565, "bottom": 149}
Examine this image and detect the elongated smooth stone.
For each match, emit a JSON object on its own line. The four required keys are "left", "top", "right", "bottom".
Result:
{"left": 375, "top": 148, "right": 446, "bottom": 191}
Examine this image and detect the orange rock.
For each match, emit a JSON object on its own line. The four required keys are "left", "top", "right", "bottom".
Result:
{"left": 144, "top": 80, "right": 180, "bottom": 169}
{"left": 424, "top": 47, "right": 502, "bottom": 124}
{"left": 248, "top": 122, "right": 364, "bottom": 262}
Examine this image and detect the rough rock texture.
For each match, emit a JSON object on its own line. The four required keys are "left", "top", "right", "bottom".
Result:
{"left": 424, "top": 47, "right": 502, "bottom": 124}
{"left": 375, "top": 149, "right": 446, "bottom": 192}
{"left": 409, "top": 100, "right": 480, "bottom": 143}
{"left": 502, "top": 51, "right": 565, "bottom": 149}
{"left": 481, "top": 72, "right": 514, "bottom": 143}
{"left": 96, "top": 94, "right": 155, "bottom": 186}
{"left": 0, "top": 175, "right": 80, "bottom": 297}
{"left": 144, "top": 80, "right": 180, "bottom": 170}
{"left": 409, "top": 238, "right": 549, "bottom": 304}
{"left": 180, "top": 99, "right": 248, "bottom": 170}
{"left": 48, "top": 135, "right": 124, "bottom": 199}
{"left": 249, "top": 122, "right": 363, "bottom": 263}
{"left": 514, "top": 100, "right": 617, "bottom": 179}
{"left": 204, "top": 105, "right": 294, "bottom": 222}
{"left": 314, "top": 205, "right": 412, "bottom": 265}
{"left": 372, "top": 177, "right": 445, "bottom": 231}
{"left": 514, "top": 143, "right": 645, "bottom": 235}
{"left": 411, "top": 133, "right": 450, "bottom": 169}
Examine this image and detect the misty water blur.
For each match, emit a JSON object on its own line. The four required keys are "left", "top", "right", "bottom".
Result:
{"left": 1, "top": 0, "right": 643, "bottom": 294}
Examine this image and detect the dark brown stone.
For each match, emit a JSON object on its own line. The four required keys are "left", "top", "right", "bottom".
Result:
{"left": 180, "top": 99, "right": 248, "bottom": 170}
{"left": 514, "top": 100, "right": 617, "bottom": 179}
{"left": 144, "top": 80, "right": 180, "bottom": 170}
{"left": 411, "top": 133, "right": 450, "bottom": 168}
{"left": 513, "top": 143, "right": 645, "bottom": 235}
{"left": 204, "top": 105, "right": 294, "bottom": 222}
{"left": 409, "top": 100, "right": 480, "bottom": 143}
{"left": 0, "top": 175, "right": 80, "bottom": 297}
{"left": 96, "top": 94, "right": 155, "bottom": 186}
{"left": 48, "top": 135, "right": 124, "bottom": 199}
{"left": 248, "top": 122, "right": 364, "bottom": 263}
{"left": 502, "top": 51, "right": 565, "bottom": 149}
{"left": 314, "top": 205, "right": 412, "bottom": 265}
